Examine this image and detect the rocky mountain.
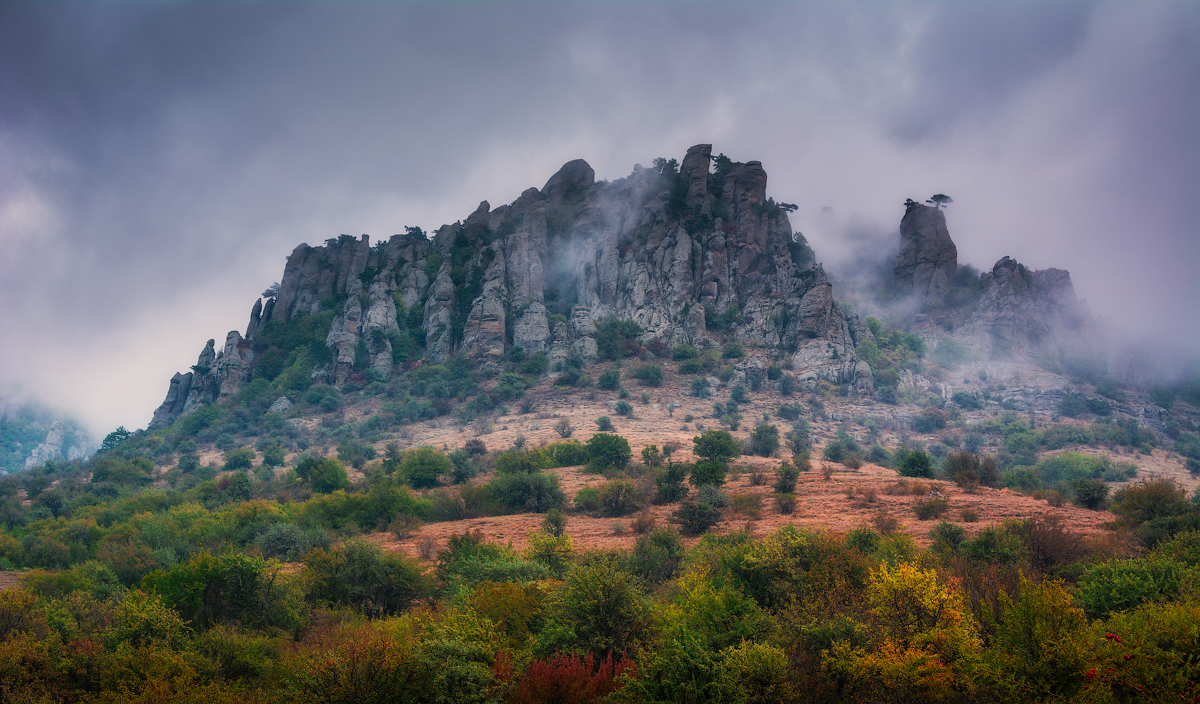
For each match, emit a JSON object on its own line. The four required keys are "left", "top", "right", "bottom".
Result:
{"left": 152, "top": 145, "right": 875, "bottom": 426}
{"left": 892, "top": 201, "right": 1097, "bottom": 365}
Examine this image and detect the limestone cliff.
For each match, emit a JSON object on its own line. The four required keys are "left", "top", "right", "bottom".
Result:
{"left": 955, "top": 256, "right": 1093, "bottom": 360}
{"left": 894, "top": 201, "right": 957, "bottom": 305}
{"left": 150, "top": 145, "right": 874, "bottom": 426}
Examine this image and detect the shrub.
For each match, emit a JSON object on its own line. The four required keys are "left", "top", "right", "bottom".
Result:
{"left": 749, "top": 424, "right": 780, "bottom": 457}
{"left": 1111, "top": 477, "right": 1190, "bottom": 528}
{"left": 654, "top": 462, "right": 690, "bottom": 504}
{"left": 222, "top": 448, "right": 256, "bottom": 471}
{"left": 554, "top": 418, "right": 573, "bottom": 438}
{"left": 691, "top": 378, "right": 711, "bottom": 398}
{"left": 721, "top": 342, "right": 745, "bottom": 359}
{"left": 598, "top": 369, "right": 621, "bottom": 391}
{"left": 261, "top": 444, "right": 286, "bottom": 467}
{"left": 1149, "top": 384, "right": 1175, "bottom": 410}
{"left": 944, "top": 450, "right": 999, "bottom": 490}
{"left": 596, "top": 479, "right": 644, "bottom": 517}
{"left": 304, "top": 538, "right": 431, "bottom": 616}
{"left": 490, "top": 472, "right": 567, "bottom": 513}
{"left": 586, "top": 433, "right": 632, "bottom": 473}
{"left": 671, "top": 500, "right": 721, "bottom": 536}
{"left": 552, "top": 560, "right": 651, "bottom": 658}
{"left": 898, "top": 451, "right": 934, "bottom": 478}
{"left": 1058, "top": 395, "right": 1086, "bottom": 418}
{"left": 929, "top": 520, "right": 967, "bottom": 552}
{"left": 731, "top": 493, "right": 763, "bottom": 519}
{"left": 614, "top": 401, "right": 633, "bottom": 417}
{"left": 596, "top": 317, "right": 643, "bottom": 361}
{"left": 631, "top": 363, "right": 663, "bottom": 387}
{"left": 399, "top": 447, "right": 452, "bottom": 489}
{"left": 629, "top": 528, "right": 684, "bottom": 584}
{"left": 543, "top": 508, "right": 568, "bottom": 536}
{"left": 774, "top": 493, "right": 796, "bottom": 514}
{"left": 822, "top": 440, "right": 849, "bottom": 463}
{"left": 776, "top": 402, "right": 804, "bottom": 420}
{"left": 1077, "top": 557, "right": 1200, "bottom": 619}
{"left": 951, "top": 392, "right": 982, "bottom": 410}
{"left": 1072, "top": 478, "right": 1109, "bottom": 509}
{"left": 500, "top": 651, "right": 635, "bottom": 704}
{"left": 595, "top": 416, "right": 615, "bottom": 432}
{"left": 143, "top": 552, "right": 302, "bottom": 630}
{"left": 689, "top": 460, "right": 727, "bottom": 487}
{"left": 913, "top": 496, "right": 950, "bottom": 520}
{"left": 693, "top": 430, "right": 741, "bottom": 465}
{"left": 295, "top": 456, "right": 350, "bottom": 493}
{"left": 960, "top": 525, "right": 1026, "bottom": 566}
{"left": 523, "top": 530, "right": 574, "bottom": 572}
{"left": 773, "top": 462, "right": 799, "bottom": 493}
{"left": 914, "top": 407, "right": 948, "bottom": 432}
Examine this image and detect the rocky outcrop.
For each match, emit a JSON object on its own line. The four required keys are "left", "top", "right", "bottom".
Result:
{"left": 23, "top": 420, "right": 65, "bottom": 470}
{"left": 151, "top": 145, "right": 876, "bottom": 425}
{"left": 955, "top": 256, "right": 1093, "bottom": 360}
{"left": 894, "top": 202, "right": 957, "bottom": 305}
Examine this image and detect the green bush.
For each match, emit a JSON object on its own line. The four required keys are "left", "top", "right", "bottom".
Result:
{"left": 951, "top": 392, "right": 982, "bottom": 410}
{"left": 721, "top": 342, "right": 745, "bottom": 359}
{"left": 776, "top": 403, "right": 804, "bottom": 420}
{"left": 598, "top": 369, "right": 621, "bottom": 391}
{"left": 671, "top": 500, "right": 722, "bottom": 536}
{"left": 1077, "top": 556, "right": 1200, "bottom": 618}
{"left": 586, "top": 433, "right": 631, "bottom": 473}
{"left": 689, "top": 460, "right": 727, "bottom": 488}
{"left": 595, "top": 416, "right": 615, "bottom": 431}
{"left": 672, "top": 345, "right": 699, "bottom": 361}
{"left": 913, "top": 496, "right": 949, "bottom": 520}
{"left": 551, "top": 560, "right": 651, "bottom": 657}
{"left": 304, "top": 537, "right": 432, "bottom": 616}
{"left": 749, "top": 424, "right": 779, "bottom": 457}
{"left": 654, "top": 462, "right": 690, "bottom": 504}
{"left": 693, "top": 430, "right": 741, "bottom": 465}
{"left": 631, "top": 364, "right": 663, "bottom": 387}
{"left": 399, "top": 447, "right": 453, "bottom": 489}
{"left": 596, "top": 317, "right": 643, "bottom": 361}
{"left": 897, "top": 451, "right": 934, "bottom": 478}
{"left": 595, "top": 479, "right": 644, "bottom": 517}
{"left": 489, "top": 471, "right": 566, "bottom": 513}
{"left": 1071, "top": 478, "right": 1109, "bottom": 509}
{"left": 222, "top": 448, "right": 256, "bottom": 471}
{"left": 629, "top": 528, "right": 685, "bottom": 584}
{"left": 143, "top": 551, "right": 302, "bottom": 630}
{"left": 295, "top": 456, "right": 350, "bottom": 494}
{"left": 614, "top": 401, "right": 633, "bottom": 417}
{"left": 773, "top": 461, "right": 800, "bottom": 493}
{"left": 1149, "top": 384, "right": 1176, "bottom": 410}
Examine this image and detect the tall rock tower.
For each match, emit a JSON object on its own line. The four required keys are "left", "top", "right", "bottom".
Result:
{"left": 894, "top": 201, "right": 957, "bottom": 305}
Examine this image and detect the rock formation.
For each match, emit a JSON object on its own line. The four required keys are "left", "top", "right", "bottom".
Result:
{"left": 956, "top": 256, "right": 1093, "bottom": 360}
{"left": 150, "top": 145, "right": 875, "bottom": 426}
{"left": 23, "top": 419, "right": 66, "bottom": 470}
{"left": 894, "top": 201, "right": 957, "bottom": 305}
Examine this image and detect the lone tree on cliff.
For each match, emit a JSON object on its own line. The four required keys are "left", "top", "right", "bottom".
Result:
{"left": 926, "top": 194, "right": 953, "bottom": 209}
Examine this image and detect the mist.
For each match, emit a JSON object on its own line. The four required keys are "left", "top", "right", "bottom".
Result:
{"left": 0, "top": 2, "right": 1196, "bottom": 440}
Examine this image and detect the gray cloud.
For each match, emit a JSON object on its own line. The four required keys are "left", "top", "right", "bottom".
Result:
{"left": 0, "top": 1, "right": 1196, "bottom": 437}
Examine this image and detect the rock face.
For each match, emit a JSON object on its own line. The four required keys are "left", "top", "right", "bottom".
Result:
{"left": 894, "top": 202, "right": 957, "bottom": 305}
{"left": 955, "top": 256, "right": 1093, "bottom": 360}
{"left": 23, "top": 420, "right": 66, "bottom": 470}
{"left": 150, "top": 145, "right": 875, "bottom": 425}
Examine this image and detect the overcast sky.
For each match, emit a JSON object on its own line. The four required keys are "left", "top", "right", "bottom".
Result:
{"left": 1, "top": 1, "right": 1197, "bottom": 440}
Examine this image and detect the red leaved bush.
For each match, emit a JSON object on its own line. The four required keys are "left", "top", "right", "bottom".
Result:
{"left": 495, "top": 650, "right": 636, "bottom": 704}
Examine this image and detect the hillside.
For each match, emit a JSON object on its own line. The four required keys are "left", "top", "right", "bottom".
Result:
{"left": 2, "top": 145, "right": 1199, "bottom": 702}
